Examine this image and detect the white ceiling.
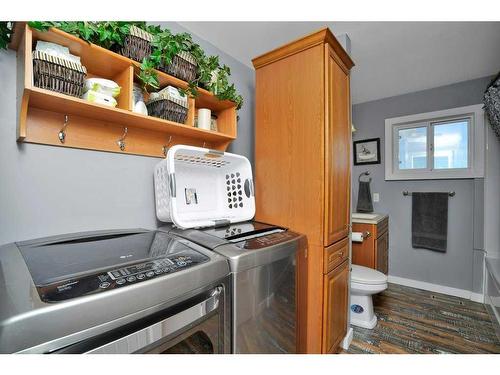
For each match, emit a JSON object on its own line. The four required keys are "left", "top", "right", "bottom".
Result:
{"left": 179, "top": 22, "right": 500, "bottom": 104}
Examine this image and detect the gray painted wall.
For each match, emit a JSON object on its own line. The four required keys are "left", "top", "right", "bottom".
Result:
{"left": 0, "top": 23, "right": 255, "bottom": 246}
{"left": 352, "top": 76, "right": 492, "bottom": 293}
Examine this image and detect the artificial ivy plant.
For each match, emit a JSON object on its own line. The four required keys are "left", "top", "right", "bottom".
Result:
{"left": 0, "top": 22, "right": 14, "bottom": 49}
{"left": 1, "top": 21, "right": 243, "bottom": 109}
{"left": 27, "top": 21, "right": 147, "bottom": 50}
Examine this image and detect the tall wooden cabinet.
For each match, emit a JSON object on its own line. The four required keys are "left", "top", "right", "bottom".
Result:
{"left": 252, "top": 28, "right": 354, "bottom": 353}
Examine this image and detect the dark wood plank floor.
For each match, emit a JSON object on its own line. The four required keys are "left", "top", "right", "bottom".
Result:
{"left": 343, "top": 283, "right": 500, "bottom": 354}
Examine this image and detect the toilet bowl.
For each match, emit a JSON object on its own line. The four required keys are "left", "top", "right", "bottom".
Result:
{"left": 350, "top": 265, "right": 388, "bottom": 329}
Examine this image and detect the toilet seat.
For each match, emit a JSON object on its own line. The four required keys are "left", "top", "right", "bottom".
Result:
{"left": 351, "top": 265, "right": 387, "bottom": 285}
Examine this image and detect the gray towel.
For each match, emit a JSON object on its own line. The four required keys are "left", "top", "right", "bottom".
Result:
{"left": 356, "top": 181, "right": 373, "bottom": 213}
{"left": 412, "top": 192, "right": 448, "bottom": 252}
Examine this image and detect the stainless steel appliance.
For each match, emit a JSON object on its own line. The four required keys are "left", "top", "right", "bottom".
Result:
{"left": 0, "top": 229, "right": 231, "bottom": 353}
{"left": 165, "top": 221, "right": 306, "bottom": 353}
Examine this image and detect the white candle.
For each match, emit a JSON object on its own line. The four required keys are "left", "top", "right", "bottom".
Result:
{"left": 197, "top": 108, "right": 212, "bottom": 130}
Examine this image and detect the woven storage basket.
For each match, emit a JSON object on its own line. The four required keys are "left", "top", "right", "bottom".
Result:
{"left": 116, "top": 25, "right": 153, "bottom": 63}
{"left": 160, "top": 51, "right": 198, "bottom": 82}
{"left": 483, "top": 72, "right": 500, "bottom": 140}
{"left": 146, "top": 88, "right": 188, "bottom": 124}
{"left": 32, "top": 51, "right": 87, "bottom": 97}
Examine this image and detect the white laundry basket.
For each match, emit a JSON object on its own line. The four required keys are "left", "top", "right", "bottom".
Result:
{"left": 154, "top": 145, "right": 255, "bottom": 229}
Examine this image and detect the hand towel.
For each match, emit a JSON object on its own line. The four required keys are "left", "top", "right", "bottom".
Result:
{"left": 356, "top": 181, "right": 374, "bottom": 213}
{"left": 411, "top": 192, "right": 448, "bottom": 252}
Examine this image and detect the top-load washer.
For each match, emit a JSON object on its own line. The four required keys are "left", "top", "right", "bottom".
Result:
{"left": 164, "top": 221, "right": 306, "bottom": 353}
{"left": 0, "top": 229, "right": 230, "bottom": 353}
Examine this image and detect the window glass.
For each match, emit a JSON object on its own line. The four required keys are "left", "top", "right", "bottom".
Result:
{"left": 398, "top": 126, "right": 427, "bottom": 170}
{"left": 433, "top": 120, "right": 468, "bottom": 169}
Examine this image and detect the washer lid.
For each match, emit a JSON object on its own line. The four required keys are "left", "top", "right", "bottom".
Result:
{"left": 200, "top": 221, "right": 285, "bottom": 242}
{"left": 167, "top": 222, "right": 305, "bottom": 272}
{"left": 17, "top": 230, "right": 203, "bottom": 287}
{"left": 351, "top": 265, "right": 387, "bottom": 285}
{"left": 168, "top": 221, "right": 287, "bottom": 251}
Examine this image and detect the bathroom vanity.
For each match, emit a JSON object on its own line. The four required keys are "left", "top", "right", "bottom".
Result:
{"left": 351, "top": 213, "right": 389, "bottom": 274}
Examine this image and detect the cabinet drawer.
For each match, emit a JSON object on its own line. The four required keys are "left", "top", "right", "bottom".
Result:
{"left": 324, "top": 237, "right": 349, "bottom": 274}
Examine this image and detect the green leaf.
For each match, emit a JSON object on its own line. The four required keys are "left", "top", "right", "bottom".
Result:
{"left": 0, "top": 22, "right": 13, "bottom": 49}
{"left": 28, "top": 21, "right": 53, "bottom": 31}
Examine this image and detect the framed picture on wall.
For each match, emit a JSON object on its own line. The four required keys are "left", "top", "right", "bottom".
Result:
{"left": 353, "top": 138, "right": 381, "bottom": 165}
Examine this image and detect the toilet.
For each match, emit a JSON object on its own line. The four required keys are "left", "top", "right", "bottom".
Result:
{"left": 350, "top": 265, "right": 388, "bottom": 329}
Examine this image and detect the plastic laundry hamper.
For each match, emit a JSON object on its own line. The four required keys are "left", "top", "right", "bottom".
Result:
{"left": 154, "top": 145, "right": 255, "bottom": 229}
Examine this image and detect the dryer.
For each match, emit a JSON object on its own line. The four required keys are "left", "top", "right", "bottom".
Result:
{"left": 163, "top": 221, "right": 306, "bottom": 353}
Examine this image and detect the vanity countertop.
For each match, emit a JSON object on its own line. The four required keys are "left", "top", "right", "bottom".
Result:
{"left": 351, "top": 212, "right": 388, "bottom": 225}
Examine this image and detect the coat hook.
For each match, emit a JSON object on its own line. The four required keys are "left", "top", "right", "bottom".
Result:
{"left": 58, "top": 115, "right": 69, "bottom": 143}
{"left": 117, "top": 127, "right": 128, "bottom": 151}
{"left": 162, "top": 135, "right": 173, "bottom": 157}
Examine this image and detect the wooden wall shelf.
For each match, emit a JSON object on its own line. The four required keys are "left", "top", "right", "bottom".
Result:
{"left": 13, "top": 24, "right": 238, "bottom": 158}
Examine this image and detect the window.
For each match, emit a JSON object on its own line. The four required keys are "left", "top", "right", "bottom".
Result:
{"left": 395, "top": 119, "right": 470, "bottom": 171}
{"left": 397, "top": 125, "right": 427, "bottom": 170}
{"left": 385, "top": 104, "right": 485, "bottom": 180}
{"left": 432, "top": 119, "right": 468, "bottom": 169}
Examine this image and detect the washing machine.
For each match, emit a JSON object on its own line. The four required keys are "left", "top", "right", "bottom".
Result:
{"left": 162, "top": 221, "right": 306, "bottom": 354}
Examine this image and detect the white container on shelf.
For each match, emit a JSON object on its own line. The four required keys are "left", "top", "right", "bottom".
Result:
{"left": 197, "top": 108, "right": 211, "bottom": 130}
{"left": 82, "top": 90, "right": 118, "bottom": 107}
{"left": 154, "top": 145, "right": 255, "bottom": 229}
{"left": 84, "top": 78, "right": 121, "bottom": 98}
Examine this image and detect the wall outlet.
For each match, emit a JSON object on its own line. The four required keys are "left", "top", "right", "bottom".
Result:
{"left": 373, "top": 193, "right": 380, "bottom": 202}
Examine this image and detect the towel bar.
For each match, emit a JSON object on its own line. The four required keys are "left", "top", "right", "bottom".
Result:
{"left": 402, "top": 191, "right": 455, "bottom": 197}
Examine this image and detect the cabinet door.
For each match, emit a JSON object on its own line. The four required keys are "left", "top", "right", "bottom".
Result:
{"left": 324, "top": 44, "right": 351, "bottom": 246}
{"left": 322, "top": 260, "right": 349, "bottom": 353}
{"left": 351, "top": 222, "right": 375, "bottom": 268}
{"left": 376, "top": 231, "right": 389, "bottom": 274}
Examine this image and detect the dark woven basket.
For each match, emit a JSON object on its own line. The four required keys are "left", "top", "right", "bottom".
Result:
{"left": 483, "top": 72, "right": 500, "bottom": 140}
{"left": 32, "top": 51, "right": 87, "bottom": 98}
{"left": 115, "top": 25, "right": 153, "bottom": 63}
{"left": 147, "top": 99, "right": 188, "bottom": 124}
{"left": 159, "top": 51, "right": 197, "bottom": 82}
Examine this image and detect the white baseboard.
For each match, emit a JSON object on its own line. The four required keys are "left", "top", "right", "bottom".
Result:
{"left": 341, "top": 327, "right": 353, "bottom": 350}
{"left": 388, "top": 275, "right": 484, "bottom": 303}
{"left": 470, "top": 292, "right": 485, "bottom": 303}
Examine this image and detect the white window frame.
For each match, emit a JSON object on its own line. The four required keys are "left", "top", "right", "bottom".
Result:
{"left": 385, "top": 104, "right": 485, "bottom": 180}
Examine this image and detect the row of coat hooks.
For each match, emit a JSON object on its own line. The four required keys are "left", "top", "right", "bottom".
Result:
{"left": 57, "top": 114, "right": 209, "bottom": 156}
{"left": 402, "top": 191, "right": 456, "bottom": 197}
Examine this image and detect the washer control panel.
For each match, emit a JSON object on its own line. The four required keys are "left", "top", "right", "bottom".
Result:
{"left": 38, "top": 251, "right": 208, "bottom": 303}
{"left": 235, "top": 231, "right": 300, "bottom": 250}
{"left": 105, "top": 255, "right": 194, "bottom": 286}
